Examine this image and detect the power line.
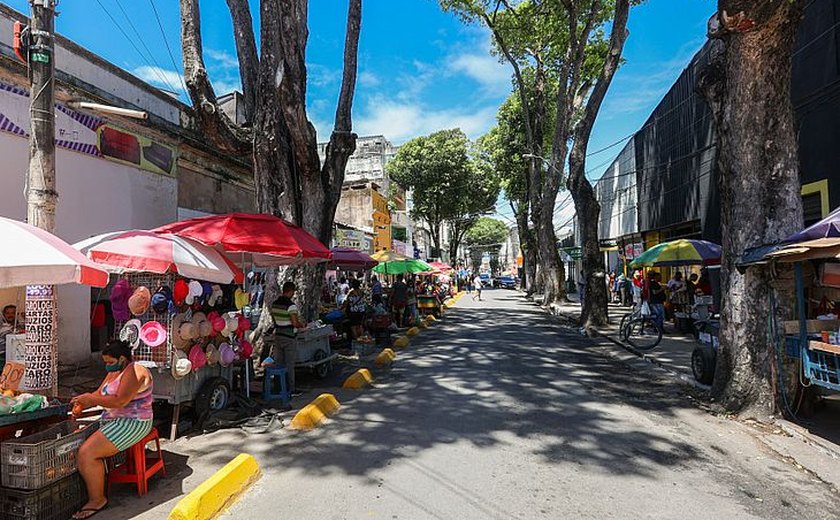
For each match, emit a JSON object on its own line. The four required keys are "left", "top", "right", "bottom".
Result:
{"left": 149, "top": 0, "right": 187, "bottom": 93}
{"left": 94, "top": 0, "right": 179, "bottom": 93}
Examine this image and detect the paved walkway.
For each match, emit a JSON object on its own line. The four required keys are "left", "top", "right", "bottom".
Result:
{"left": 199, "top": 288, "right": 838, "bottom": 519}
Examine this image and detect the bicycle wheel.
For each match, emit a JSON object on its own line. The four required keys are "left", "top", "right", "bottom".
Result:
{"left": 625, "top": 317, "right": 662, "bottom": 351}
{"left": 619, "top": 313, "right": 633, "bottom": 340}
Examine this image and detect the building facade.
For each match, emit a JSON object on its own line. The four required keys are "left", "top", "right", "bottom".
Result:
{"left": 590, "top": 0, "right": 839, "bottom": 273}
{"left": 0, "top": 5, "right": 253, "bottom": 367}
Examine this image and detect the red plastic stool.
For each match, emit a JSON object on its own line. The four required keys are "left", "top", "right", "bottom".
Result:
{"left": 107, "top": 427, "right": 166, "bottom": 496}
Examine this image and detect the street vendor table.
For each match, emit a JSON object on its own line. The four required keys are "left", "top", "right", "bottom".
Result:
{"left": 0, "top": 403, "right": 68, "bottom": 443}
{"left": 268, "top": 325, "right": 336, "bottom": 391}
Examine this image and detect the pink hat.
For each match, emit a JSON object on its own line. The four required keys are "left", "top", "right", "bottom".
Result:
{"left": 140, "top": 321, "right": 168, "bottom": 348}
{"left": 237, "top": 314, "right": 251, "bottom": 333}
{"left": 110, "top": 279, "right": 132, "bottom": 322}
{"left": 128, "top": 286, "right": 152, "bottom": 316}
{"left": 188, "top": 344, "right": 207, "bottom": 370}
{"left": 208, "top": 311, "right": 225, "bottom": 333}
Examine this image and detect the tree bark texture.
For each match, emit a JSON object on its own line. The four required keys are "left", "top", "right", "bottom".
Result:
{"left": 699, "top": 0, "right": 804, "bottom": 417}
{"left": 181, "top": 0, "right": 362, "bottom": 322}
{"left": 567, "top": 0, "right": 630, "bottom": 328}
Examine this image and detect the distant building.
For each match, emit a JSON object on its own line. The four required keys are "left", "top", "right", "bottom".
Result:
{"left": 319, "top": 135, "right": 413, "bottom": 253}
{"left": 0, "top": 4, "right": 253, "bottom": 367}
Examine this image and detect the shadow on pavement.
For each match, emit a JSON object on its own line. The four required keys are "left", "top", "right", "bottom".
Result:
{"left": 181, "top": 291, "right": 707, "bottom": 487}
{"left": 104, "top": 450, "right": 192, "bottom": 520}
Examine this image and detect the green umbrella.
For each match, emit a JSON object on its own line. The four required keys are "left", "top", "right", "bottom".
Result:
{"left": 371, "top": 251, "right": 433, "bottom": 274}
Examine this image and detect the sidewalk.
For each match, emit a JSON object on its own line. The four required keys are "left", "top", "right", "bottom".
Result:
{"left": 531, "top": 291, "right": 840, "bottom": 492}
{"left": 544, "top": 294, "right": 702, "bottom": 386}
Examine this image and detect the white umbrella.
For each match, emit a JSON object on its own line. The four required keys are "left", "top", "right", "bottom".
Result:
{"left": 73, "top": 230, "right": 243, "bottom": 284}
{"left": 0, "top": 216, "right": 110, "bottom": 288}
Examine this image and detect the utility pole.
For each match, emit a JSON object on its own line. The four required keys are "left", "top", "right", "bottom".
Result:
{"left": 27, "top": 0, "right": 57, "bottom": 232}
{"left": 25, "top": 0, "right": 58, "bottom": 398}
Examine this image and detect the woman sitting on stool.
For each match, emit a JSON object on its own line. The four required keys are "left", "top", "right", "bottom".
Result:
{"left": 71, "top": 340, "right": 154, "bottom": 519}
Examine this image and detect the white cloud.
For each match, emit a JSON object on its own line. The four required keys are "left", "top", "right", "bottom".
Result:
{"left": 359, "top": 71, "right": 380, "bottom": 88}
{"left": 133, "top": 66, "right": 184, "bottom": 92}
{"left": 355, "top": 99, "right": 496, "bottom": 143}
{"left": 206, "top": 49, "right": 239, "bottom": 69}
{"left": 308, "top": 63, "right": 341, "bottom": 88}
{"left": 448, "top": 53, "right": 510, "bottom": 95}
{"left": 212, "top": 79, "right": 241, "bottom": 95}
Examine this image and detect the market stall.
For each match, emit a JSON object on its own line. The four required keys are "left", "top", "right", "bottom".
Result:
{"left": 0, "top": 217, "right": 110, "bottom": 519}
{"left": 74, "top": 230, "right": 249, "bottom": 440}
{"left": 764, "top": 208, "right": 840, "bottom": 394}
{"left": 153, "top": 213, "right": 335, "bottom": 392}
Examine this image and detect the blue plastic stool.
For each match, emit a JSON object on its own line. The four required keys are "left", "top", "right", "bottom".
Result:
{"left": 263, "top": 365, "right": 290, "bottom": 402}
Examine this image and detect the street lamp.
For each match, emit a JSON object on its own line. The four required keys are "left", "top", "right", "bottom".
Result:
{"left": 522, "top": 153, "right": 562, "bottom": 175}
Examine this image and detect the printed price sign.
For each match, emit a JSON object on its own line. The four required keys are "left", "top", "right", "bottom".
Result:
{"left": 0, "top": 361, "right": 25, "bottom": 391}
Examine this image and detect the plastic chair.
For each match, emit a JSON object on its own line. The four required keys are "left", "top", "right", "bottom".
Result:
{"left": 107, "top": 427, "right": 166, "bottom": 496}
{"left": 263, "top": 365, "right": 290, "bottom": 402}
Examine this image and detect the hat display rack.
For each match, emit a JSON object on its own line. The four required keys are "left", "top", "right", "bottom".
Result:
{"left": 112, "top": 272, "right": 176, "bottom": 367}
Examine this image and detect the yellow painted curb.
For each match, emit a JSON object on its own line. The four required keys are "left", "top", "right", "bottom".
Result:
{"left": 426, "top": 314, "right": 437, "bottom": 322}
{"left": 418, "top": 321, "right": 428, "bottom": 329}
{"left": 290, "top": 393, "right": 341, "bottom": 430}
{"left": 343, "top": 368, "right": 374, "bottom": 389}
{"left": 168, "top": 453, "right": 261, "bottom": 520}
{"left": 406, "top": 327, "right": 420, "bottom": 337}
{"left": 393, "top": 336, "right": 409, "bottom": 349}
{"left": 375, "top": 348, "right": 397, "bottom": 367}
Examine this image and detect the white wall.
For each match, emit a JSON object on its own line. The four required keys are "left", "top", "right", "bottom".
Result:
{"left": 0, "top": 132, "right": 177, "bottom": 366}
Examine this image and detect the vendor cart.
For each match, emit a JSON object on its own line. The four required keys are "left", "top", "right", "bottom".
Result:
{"left": 418, "top": 295, "right": 442, "bottom": 317}
{"left": 294, "top": 325, "right": 337, "bottom": 378}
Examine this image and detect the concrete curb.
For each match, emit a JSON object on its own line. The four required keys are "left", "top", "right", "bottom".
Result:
{"left": 343, "top": 368, "right": 374, "bottom": 389}
{"left": 775, "top": 418, "right": 840, "bottom": 460}
{"left": 168, "top": 453, "right": 261, "bottom": 520}
{"left": 289, "top": 393, "right": 341, "bottom": 430}
{"left": 374, "top": 348, "right": 397, "bottom": 367}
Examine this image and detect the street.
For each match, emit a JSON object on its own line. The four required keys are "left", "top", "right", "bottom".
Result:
{"left": 162, "top": 289, "right": 840, "bottom": 520}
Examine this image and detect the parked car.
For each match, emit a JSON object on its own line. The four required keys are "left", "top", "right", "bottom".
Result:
{"left": 499, "top": 275, "right": 517, "bottom": 289}
{"left": 479, "top": 273, "right": 493, "bottom": 288}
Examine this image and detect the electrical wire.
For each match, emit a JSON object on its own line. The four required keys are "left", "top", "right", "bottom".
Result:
{"left": 93, "top": 0, "right": 179, "bottom": 93}
{"left": 149, "top": 0, "right": 187, "bottom": 93}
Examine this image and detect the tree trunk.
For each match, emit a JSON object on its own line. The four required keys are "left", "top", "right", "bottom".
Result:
{"left": 514, "top": 206, "right": 536, "bottom": 293}
{"left": 566, "top": 0, "right": 629, "bottom": 327}
{"left": 570, "top": 181, "right": 608, "bottom": 327}
{"left": 699, "top": 1, "right": 804, "bottom": 418}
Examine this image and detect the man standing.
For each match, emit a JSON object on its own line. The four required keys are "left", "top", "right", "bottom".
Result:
{"left": 648, "top": 272, "right": 666, "bottom": 330}
{"left": 371, "top": 275, "right": 383, "bottom": 298}
{"left": 472, "top": 274, "right": 483, "bottom": 301}
{"left": 391, "top": 274, "right": 409, "bottom": 328}
{"left": 268, "top": 282, "right": 306, "bottom": 391}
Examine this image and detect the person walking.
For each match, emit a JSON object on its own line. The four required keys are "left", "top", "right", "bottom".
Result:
{"left": 390, "top": 274, "right": 409, "bottom": 327}
{"left": 472, "top": 274, "right": 483, "bottom": 301}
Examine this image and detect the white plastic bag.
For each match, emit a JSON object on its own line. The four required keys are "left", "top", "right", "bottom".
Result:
{"left": 641, "top": 301, "right": 651, "bottom": 317}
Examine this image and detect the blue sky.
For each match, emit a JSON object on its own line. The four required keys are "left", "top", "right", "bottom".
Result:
{"left": 6, "top": 0, "right": 714, "bottom": 222}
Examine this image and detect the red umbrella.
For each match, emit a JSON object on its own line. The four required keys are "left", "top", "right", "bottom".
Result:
{"left": 329, "top": 247, "right": 378, "bottom": 270}
{"left": 429, "top": 261, "right": 454, "bottom": 272}
{"left": 153, "top": 213, "right": 331, "bottom": 266}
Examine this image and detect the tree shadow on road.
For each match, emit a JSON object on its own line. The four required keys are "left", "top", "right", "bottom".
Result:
{"left": 185, "top": 293, "right": 707, "bottom": 489}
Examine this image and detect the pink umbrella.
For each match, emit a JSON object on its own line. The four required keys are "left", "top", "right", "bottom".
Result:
{"left": 73, "top": 230, "right": 243, "bottom": 284}
{"left": 329, "top": 247, "right": 378, "bottom": 270}
{"left": 429, "top": 261, "right": 454, "bottom": 272}
{"left": 0, "top": 216, "right": 109, "bottom": 288}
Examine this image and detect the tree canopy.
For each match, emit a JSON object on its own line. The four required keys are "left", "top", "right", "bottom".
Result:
{"left": 465, "top": 217, "right": 509, "bottom": 248}
{"left": 387, "top": 129, "right": 499, "bottom": 260}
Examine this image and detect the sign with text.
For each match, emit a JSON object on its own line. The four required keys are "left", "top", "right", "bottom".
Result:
{"left": 0, "top": 361, "right": 24, "bottom": 391}
{"left": 24, "top": 285, "right": 57, "bottom": 393}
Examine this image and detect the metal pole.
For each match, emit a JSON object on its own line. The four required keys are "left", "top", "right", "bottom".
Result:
{"left": 26, "top": 0, "right": 58, "bottom": 398}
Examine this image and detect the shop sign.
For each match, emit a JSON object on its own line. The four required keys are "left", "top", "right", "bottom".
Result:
{"left": 0, "top": 81, "right": 177, "bottom": 176}
{"left": 624, "top": 243, "right": 644, "bottom": 259}
{"left": 24, "top": 284, "right": 57, "bottom": 392}
{"left": 0, "top": 362, "right": 24, "bottom": 391}
{"left": 336, "top": 229, "right": 373, "bottom": 253}
{"left": 392, "top": 239, "right": 408, "bottom": 255}
{"left": 561, "top": 247, "right": 582, "bottom": 260}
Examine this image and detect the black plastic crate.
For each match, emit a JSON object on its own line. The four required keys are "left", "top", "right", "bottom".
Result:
{"left": 0, "top": 472, "right": 86, "bottom": 520}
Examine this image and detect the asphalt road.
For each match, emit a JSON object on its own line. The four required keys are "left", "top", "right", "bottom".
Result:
{"left": 146, "top": 289, "right": 840, "bottom": 519}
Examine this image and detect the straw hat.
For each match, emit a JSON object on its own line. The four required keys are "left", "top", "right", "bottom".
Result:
{"left": 171, "top": 313, "right": 192, "bottom": 350}
{"left": 171, "top": 349, "right": 192, "bottom": 380}
{"left": 192, "top": 312, "right": 212, "bottom": 337}
{"left": 128, "top": 286, "right": 151, "bottom": 316}
{"left": 205, "top": 343, "right": 220, "bottom": 365}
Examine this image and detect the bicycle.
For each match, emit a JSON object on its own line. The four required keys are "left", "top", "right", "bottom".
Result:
{"left": 618, "top": 302, "right": 663, "bottom": 350}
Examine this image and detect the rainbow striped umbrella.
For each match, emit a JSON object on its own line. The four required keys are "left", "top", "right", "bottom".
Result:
{"left": 629, "top": 239, "right": 721, "bottom": 268}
